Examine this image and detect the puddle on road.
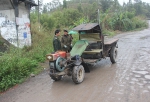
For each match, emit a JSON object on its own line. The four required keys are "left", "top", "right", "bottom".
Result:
{"left": 132, "top": 71, "right": 149, "bottom": 75}
{"left": 119, "top": 85, "right": 124, "bottom": 87}
{"left": 144, "top": 75, "right": 150, "bottom": 79}
{"left": 140, "top": 35, "right": 150, "bottom": 39}
{"left": 143, "top": 90, "right": 149, "bottom": 93}
{"left": 139, "top": 67, "right": 147, "bottom": 71}
{"left": 115, "top": 92, "right": 123, "bottom": 95}
{"left": 130, "top": 81, "right": 135, "bottom": 84}
{"left": 131, "top": 78, "right": 138, "bottom": 82}
{"left": 125, "top": 77, "right": 129, "bottom": 80}
{"left": 108, "top": 87, "right": 113, "bottom": 93}
{"left": 130, "top": 86, "right": 135, "bottom": 90}
{"left": 143, "top": 81, "right": 147, "bottom": 84}
{"left": 139, "top": 86, "right": 144, "bottom": 88}
{"left": 137, "top": 83, "right": 144, "bottom": 86}
{"left": 134, "top": 75, "right": 141, "bottom": 78}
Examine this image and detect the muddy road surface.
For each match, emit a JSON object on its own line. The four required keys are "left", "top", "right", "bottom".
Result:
{"left": 1, "top": 22, "right": 150, "bottom": 102}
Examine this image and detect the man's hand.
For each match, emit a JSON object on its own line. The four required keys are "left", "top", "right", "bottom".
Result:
{"left": 64, "top": 45, "right": 67, "bottom": 48}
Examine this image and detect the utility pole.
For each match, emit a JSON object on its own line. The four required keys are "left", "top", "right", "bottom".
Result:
{"left": 38, "top": 0, "right": 40, "bottom": 31}
{"left": 38, "top": 0, "right": 40, "bottom": 23}
{"left": 13, "top": 0, "right": 19, "bottom": 47}
{"left": 98, "top": 9, "right": 100, "bottom": 24}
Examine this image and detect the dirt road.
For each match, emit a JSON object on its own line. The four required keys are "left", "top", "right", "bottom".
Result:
{"left": 1, "top": 22, "right": 150, "bottom": 102}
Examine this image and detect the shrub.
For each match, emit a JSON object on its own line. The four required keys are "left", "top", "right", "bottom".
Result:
{"left": 132, "top": 16, "right": 148, "bottom": 28}
{"left": 0, "top": 54, "right": 38, "bottom": 92}
{"left": 100, "top": 12, "right": 148, "bottom": 31}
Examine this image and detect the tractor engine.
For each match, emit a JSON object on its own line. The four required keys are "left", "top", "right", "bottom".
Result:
{"left": 46, "top": 51, "right": 67, "bottom": 61}
{"left": 46, "top": 51, "right": 67, "bottom": 72}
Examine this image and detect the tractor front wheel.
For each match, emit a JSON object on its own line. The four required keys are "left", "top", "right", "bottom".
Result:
{"left": 72, "top": 65, "right": 85, "bottom": 84}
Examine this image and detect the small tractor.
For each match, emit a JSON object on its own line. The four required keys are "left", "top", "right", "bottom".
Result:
{"left": 46, "top": 23, "right": 118, "bottom": 84}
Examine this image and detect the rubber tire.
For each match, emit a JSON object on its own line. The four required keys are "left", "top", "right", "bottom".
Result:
{"left": 110, "top": 46, "right": 117, "bottom": 63}
{"left": 50, "top": 75, "right": 62, "bottom": 81}
{"left": 72, "top": 65, "right": 85, "bottom": 84}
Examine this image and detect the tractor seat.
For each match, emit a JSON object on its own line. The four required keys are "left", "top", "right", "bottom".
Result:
{"left": 83, "top": 49, "right": 102, "bottom": 54}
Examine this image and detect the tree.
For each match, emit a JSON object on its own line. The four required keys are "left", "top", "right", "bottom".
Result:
{"left": 63, "top": 0, "right": 67, "bottom": 8}
{"left": 77, "top": 4, "right": 83, "bottom": 12}
{"left": 134, "top": 1, "right": 143, "bottom": 15}
{"left": 99, "top": 0, "right": 113, "bottom": 12}
{"left": 134, "top": 0, "right": 141, "bottom": 3}
{"left": 43, "top": 5, "right": 48, "bottom": 13}
{"left": 114, "top": 0, "right": 120, "bottom": 10}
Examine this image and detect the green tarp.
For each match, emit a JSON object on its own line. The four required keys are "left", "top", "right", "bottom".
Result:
{"left": 70, "top": 40, "right": 88, "bottom": 57}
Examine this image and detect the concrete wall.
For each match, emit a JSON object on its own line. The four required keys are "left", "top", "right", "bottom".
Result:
{"left": 0, "top": 9, "right": 17, "bottom": 47}
{"left": 16, "top": 2, "right": 31, "bottom": 48}
{"left": 0, "top": 0, "right": 13, "bottom": 10}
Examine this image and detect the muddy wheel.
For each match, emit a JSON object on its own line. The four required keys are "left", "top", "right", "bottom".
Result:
{"left": 50, "top": 75, "right": 62, "bottom": 81}
{"left": 110, "top": 46, "right": 117, "bottom": 63}
{"left": 72, "top": 65, "right": 85, "bottom": 84}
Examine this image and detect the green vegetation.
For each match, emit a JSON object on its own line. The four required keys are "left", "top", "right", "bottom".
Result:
{"left": 0, "top": 0, "right": 149, "bottom": 92}
{"left": 0, "top": 51, "right": 38, "bottom": 91}
{"left": 32, "top": 0, "right": 149, "bottom": 33}
{"left": 0, "top": 24, "right": 52, "bottom": 92}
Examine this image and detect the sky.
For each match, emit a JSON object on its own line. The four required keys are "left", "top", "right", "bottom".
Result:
{"left": 36, "top": 0, "right": 150, "bottom": 5}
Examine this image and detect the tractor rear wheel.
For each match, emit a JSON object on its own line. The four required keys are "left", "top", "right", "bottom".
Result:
{"left": 110, "top": 46, "right": 117, "bottom": 63}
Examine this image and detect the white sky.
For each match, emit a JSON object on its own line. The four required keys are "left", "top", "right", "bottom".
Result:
{"left": 37, "top": 0, "right": 150, "bottom": 5}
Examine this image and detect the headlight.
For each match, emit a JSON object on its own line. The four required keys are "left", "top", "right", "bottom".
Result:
{"left": 46, "top": 55, "right": 53, "bottom": 61}
{"left": 47, "top": 56, "right": 52, "bottom": 60}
